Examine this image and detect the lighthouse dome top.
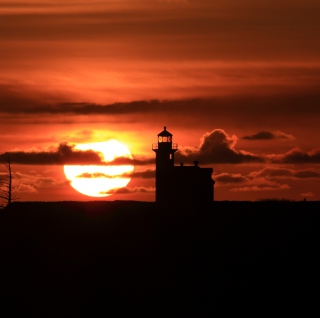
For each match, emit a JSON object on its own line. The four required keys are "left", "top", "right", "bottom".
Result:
{"left": 157, "top": 126, "right": 172, "bottom": 137}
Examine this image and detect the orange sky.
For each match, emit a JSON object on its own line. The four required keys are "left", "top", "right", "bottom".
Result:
{"left": 1, "top": 0, "right": 320, "bottom": 202}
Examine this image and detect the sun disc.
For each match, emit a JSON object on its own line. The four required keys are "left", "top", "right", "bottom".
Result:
{"left": 64, "top": 140, "right": 134, "bottom": 197}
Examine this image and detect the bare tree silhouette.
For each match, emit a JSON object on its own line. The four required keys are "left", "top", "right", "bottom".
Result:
{"left": 0, "top": 155, "right": 16, "bottom": 207}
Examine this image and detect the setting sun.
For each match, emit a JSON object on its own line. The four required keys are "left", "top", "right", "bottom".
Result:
{"left": 64, "top": 140, "right": 134, "bottom": 197}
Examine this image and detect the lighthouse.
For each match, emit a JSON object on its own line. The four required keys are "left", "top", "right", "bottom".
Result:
{"left": 152, "top": 126, "right": 215, "bottom": 204}
{"left": 152, "top": 126, "right": 178, "bottom": 203}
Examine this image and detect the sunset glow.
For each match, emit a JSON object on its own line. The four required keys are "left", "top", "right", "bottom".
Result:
{"left": 0, "top": 0, "right": 319, "bottom": 202}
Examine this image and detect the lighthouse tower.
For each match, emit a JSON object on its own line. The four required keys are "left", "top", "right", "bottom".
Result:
{"left": 152, "top": 126, "right": 178, "bottom": 203}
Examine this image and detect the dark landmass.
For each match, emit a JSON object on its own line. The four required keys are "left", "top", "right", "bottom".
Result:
{"left": 1, "top": 201, "right": 319, "bottom": 317}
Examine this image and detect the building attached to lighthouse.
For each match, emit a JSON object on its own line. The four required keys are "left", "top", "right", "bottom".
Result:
{"left": 152, "top": 127, "right": 215, "bottom": 204}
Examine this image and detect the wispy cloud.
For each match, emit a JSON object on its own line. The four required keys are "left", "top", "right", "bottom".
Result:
{"left": 231, "top": 184, "right": 290, "bottom": 192}
{"left": 101, "top": 186, "right": 155, "bottom": 195}
{"left": 214, "top": 167, "right": 320, "bottom": 194}
{"left": 248, "top": 167, "right": 320, "bottom": 179}
{"left": 214, "top": 167, "right": 320, "bottom": 186}
{"left": 4, "top": 171, "right": 69, "bottom": 194}
{"left": 75, "top": 170, "right": 155, "bottom": 179}
{"left": 267, "top": 147, "right": 320, "bottom": 164}
{"left": 0, "top": 143, "right": 104, "bottom": 165}
{"left": 214, "top": 173, "right": 249, "bottom": 184}
{"left": 242, "top": 131, "right": 295, "bottom": 140}
{"left": 230, "top": 176, "right": 291, "bottom": 192}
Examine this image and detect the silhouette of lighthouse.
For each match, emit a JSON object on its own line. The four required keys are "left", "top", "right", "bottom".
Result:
{"left": 152, "top": 126, "right": 178, "bottom": 202}
{"left": 152, "top": 126, "right": 214, "bottom": 204}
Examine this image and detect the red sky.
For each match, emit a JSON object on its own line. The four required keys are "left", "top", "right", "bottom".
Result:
{"left": 1, "top": 0, "right": 320, "bottom": 202}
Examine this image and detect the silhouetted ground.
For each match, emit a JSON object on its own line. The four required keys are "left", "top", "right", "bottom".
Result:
{"left": 0, "top": 201, "right": 319, "bottom": 317}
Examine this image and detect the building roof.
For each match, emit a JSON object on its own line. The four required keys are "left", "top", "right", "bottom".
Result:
{"left": 158, "top": 126, "right": 172, "bottom": 137}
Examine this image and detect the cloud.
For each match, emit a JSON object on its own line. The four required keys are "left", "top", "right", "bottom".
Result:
{"left": 228, "top": 171, "right": 291, "bottom": 192}
{"left": 107, "top": 156, "right": 154, "bottom": 166}
{"left": 0, "top": 95, "right": 163, "bottom": 115}
{"left": 267, "top": 147, "right": 320, "bottom": 164}
{"left": 0, "top": 143, "right": 105, "bottom": 165}
{"left": 294, "top": 170, "right": 320, "bottom": 178}
{"left": 14, "top": 184, "right": 37, "bottom": 193}
{"left": 1, "top": 93, "right": 320, "bottom": 123}
{"left": 0, "top": 140, "right": 154, "bottom": 166}
{"left": 231, "top": 183, "right": 290, "bottom": 192}
{"left": 101, "top": 186, "right": 155, "bottom": 195}
{"left": 2, "top": 171, "right": 69, "bottom": 195}
{"left": 214, "top": 173, "right": 248, "bottom": 184}
{"left": 14, "top": 172, "right": 68, "bottom": 189}
{"left": 75, "top": 169, "right": 155, "bottom": 179}
{"left": 242, "top": 131, "right": 295, "bottom": 140}
{"left": 213, "top": 167, "right": 320, "bottom": 189}
{"left": 248, "top": 167, "right": 320, "bottom": 179}
{"left": 217, "top": 166, "right": 320, "bottom": 193}
{"left": 270, "top": 131, "right": 296, "bottom": 140}
{"left": 242, "top": 131, "right": 274, "bottom": 140}
{"left": 76, "top": 172, "right": 112, "bottom": 179}
{"left": 175, "top": 129, "right": 263, "bottom": 164}
{"left": 124, "top": 170, "right": 155, "bottom": 179}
